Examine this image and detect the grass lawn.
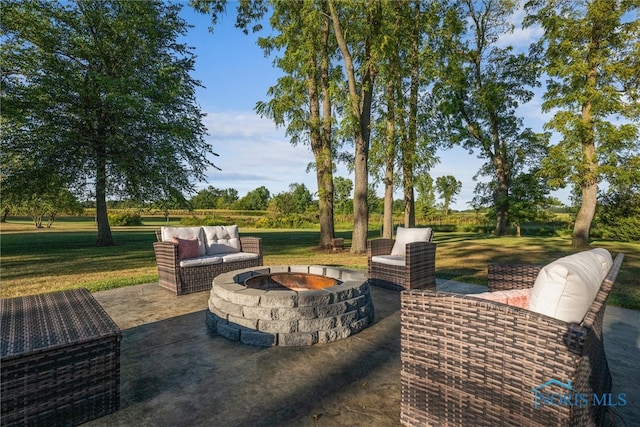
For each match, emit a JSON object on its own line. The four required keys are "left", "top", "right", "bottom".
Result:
{"left": 1, "top": 217, "right": 638, "bottom": 310}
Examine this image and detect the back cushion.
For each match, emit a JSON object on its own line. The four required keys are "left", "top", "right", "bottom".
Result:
{"left": 203, "top": 225, "right": 241, "bottom": 255}
{"left": 528, "top": 249, "right": 611, "bottom": 323}
{"left": 391, "top": 227, "right": 433, "bottom": 256}
{"left": 161, "top": 226, "right": 205, "bottom": 256}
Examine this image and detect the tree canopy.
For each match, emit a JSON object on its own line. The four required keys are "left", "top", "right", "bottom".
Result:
{"left": 1, "top": 0, "right": 215, "bottom": 245}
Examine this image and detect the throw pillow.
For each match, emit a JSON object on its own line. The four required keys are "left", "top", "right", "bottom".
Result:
{"left": 390, "top": 227, "right": 433, "bottom": 256}
{"left": 161, "top": 226, "right": 206, "bottom": 256}
{"left": 172, "top": 237, "right": 201, "bottom": 260}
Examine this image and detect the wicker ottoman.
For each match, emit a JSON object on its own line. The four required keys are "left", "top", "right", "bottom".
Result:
{"left": 1, "top": 288, "right": 121, "bottom": 426}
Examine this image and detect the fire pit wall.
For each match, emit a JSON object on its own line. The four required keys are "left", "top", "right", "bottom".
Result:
{"left": 206, "top": 265, "right": 374, "bottom": 347}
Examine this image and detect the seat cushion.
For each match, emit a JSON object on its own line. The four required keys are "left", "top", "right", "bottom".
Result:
{"left": 220, "top": 252, "right": 260, "bottom": 263}
{"left": 203, "top": 225, "right": 241, "bottom": 255}
{"left": 161, "top": 226, "right": 205, "bottom": 256}
{"left": 391, "top": 227, "right": 432, "bottom": 256}
{"left": 371, "top": 255, "right": 406, "bottom": 267}
{"left": 172, "top": 237, "right": 201, "bottom": 260}
{"left": 528, "top": 249, "right": 611, "bottom": 323}
{"left": 179, "top": 255, "right": 223, "bottom": 268}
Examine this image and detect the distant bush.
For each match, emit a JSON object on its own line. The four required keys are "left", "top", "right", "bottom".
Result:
{"left": 108, "top": 212, "right": 142, "bottom": 226}
{"left": 179, "top": 216, "right": 227, "bottom": 226}
{"left": 254, "top": 213, "right": 319, "bottom": 229}
{"left": 592, "top": 216, "right": 640, "bottom": 242}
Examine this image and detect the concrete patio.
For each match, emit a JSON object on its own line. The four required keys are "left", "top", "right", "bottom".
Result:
{"left": 86, "top": 279, "right": 640, "bottom": 427}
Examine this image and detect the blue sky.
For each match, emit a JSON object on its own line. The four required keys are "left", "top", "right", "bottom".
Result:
{"left": 178, "top": 4, "right": 557, "bottom": 211}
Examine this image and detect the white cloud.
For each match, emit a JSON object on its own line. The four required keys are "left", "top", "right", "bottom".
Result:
{"left": 198, "top": 111, "right": 317, "bottom": 197}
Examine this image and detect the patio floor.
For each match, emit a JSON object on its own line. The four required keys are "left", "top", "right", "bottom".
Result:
{"left": 84, "top": 279, "right": 640, "bottom": 427}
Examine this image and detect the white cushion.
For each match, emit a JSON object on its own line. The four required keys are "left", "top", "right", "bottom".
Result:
{"left": 371, "top": 255, "right": 406, "bottom": 267}
{"left": 203, "top": 225, "right": 241, "bottom": 255}
{"left": 528, "top": 249, "right": 610, "bottom": 323}
{"left": 161, "top": 226, "right": 205, "bottom": 256}
{"left": 590, "top": 248, "right": 613, "bottom": 278}
{"left": 391, "top": 227, "right": 433, "bottom": 256}
{"left": 179, "top": 255, "right": 223, "bottom": 268}
{"left": 220, "top": 252, "right": 260, "bottom": 263}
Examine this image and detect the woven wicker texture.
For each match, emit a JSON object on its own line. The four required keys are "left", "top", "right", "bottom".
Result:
{"left": 1, "top": 288, "right": 121, "bottom": 426}
{"left": 400, "top": 253, "right": 623, "bottom": 427}
{"left": 154, "top": 230, "right": 263, "bottom": 295}
{"left": 367, "top": 238, "right": 436, "bottom": 291}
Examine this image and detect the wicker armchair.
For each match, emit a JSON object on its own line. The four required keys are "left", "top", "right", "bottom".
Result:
{"left": 367, "top": 227, "right": 436, "bottom": 291}
{"left": 400, "top": 252, "right": 624, "bottom": 427}
{"left": 153, "top": 228, "right": 263, "bottom": 295}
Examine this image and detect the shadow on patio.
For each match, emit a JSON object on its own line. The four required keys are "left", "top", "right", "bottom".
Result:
{"left": 86, "top": 281, "right": 639, "bottom": 426}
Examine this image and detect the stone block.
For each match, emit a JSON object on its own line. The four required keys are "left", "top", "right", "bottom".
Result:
{"left": 308, "top": 265, "right": 325, "bottom": 276}
{"left": 336, "top": 310, "right": 359, "bottom": 327}
{"left": 349, "top": 317, "right": 369, "bottom": 334}
{"left": 213, "top": 283, "right": 248, "bottom": 300}
{"left": 297, "top": 316, "right": 337, "bottom": 332}
{"left": 209, "top": 295, "right": 243, "bottom": 317}
{"left": 258, "top": 319, "right": 298, "bottom": 334}
{"left": 216, "top": 322, "right": 240, "bottom": 341}
{"left": 226, "top": 288, "right": 263, "bottom": 307}
{"left": 318, "top": 326, "right": 352, "bottom": 344}
{"left": 297, "top": 291, "right": 332, "bottom": 307}
{"left": 228, "top": 314, "right": 258, "bottom": 330}
{"left": 277, "top": 331, "right": 318, "bottom": 347}
{"left": 260, "top": 290, "right": 298, "bottom": 308}
{"left": 274, "top": 306, "right": 317, "bottom": 320}
{"left": 240, "top": 329, "right": 276, "bottom": 347}
{"left": 315, "top": 301, "right": 349, "bottom": 317}
{"left": 242, "top": 305, "right": 275, "bottom": 320}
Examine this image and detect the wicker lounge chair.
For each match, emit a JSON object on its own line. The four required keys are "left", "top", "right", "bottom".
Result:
{"left": 153, "top": 226, "right": 263, "bottom": 295}
{"left": 400, "top": 251, "right": 624, "bottom": 427}
{"left": 367, "top": 227, "right": 436, "bottom": 291}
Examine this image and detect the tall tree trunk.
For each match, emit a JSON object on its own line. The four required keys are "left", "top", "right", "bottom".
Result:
{"left": 573, "top": 92, "right": 598, "bottom": 248}
{"left": 383, "top": 80, "right": 395, "bottom": 239}
{"left": 95, "top": 143, "right": 114, "bottom": 246}
{"left": 308, "top": 10, "right": 334, "bottom": 250}
{"left": 329, "top": 0, "right": 380, "bottom": 254}
{"left": 402, "top": 15, "right": 420, "bottom": 228}
{"left": 493, "top": 153, "right": 509, "bottom": 236}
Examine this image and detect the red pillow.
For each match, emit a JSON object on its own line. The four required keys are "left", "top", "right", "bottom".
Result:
{"left": 172, "top": 237, "right": 200, "bottom": 259}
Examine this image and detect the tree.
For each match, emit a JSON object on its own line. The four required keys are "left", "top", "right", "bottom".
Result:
{"left": 328, "top": 0, "right": 384, "bottom": 253}
{"left": 524, "top": 0, "right": 640, "bottom": 247}
{"left": 432, "top": 0, "right": 541, "bottom": 236}
{"left": 235, "top": 186, "right": 270, "bottom": 210}
{"left": 1, "top": 0, "right": 214, "bottom": 245}
{"left": 18, "top": 187, "right": 84, "bottom": 228}
{"left": 333, "top": 176, "right": 353, "bottom": 215}
{"left": 268, "top": 183, "right": 313, "bottom": 216}
{"left": 254, "top": 1, "right": 338, "bottom": 249}
{"left": 435, "top": 175, "right": 462, "bottom": 216}
{"left": 415, "top": 173, "right": 436, "bottom": 220}
{"left": 190, "top": 186, "right": 239, "bottom": 209}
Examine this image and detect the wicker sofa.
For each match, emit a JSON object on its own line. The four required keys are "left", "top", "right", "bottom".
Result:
{"left": 153, "top": 225, "right": 262, "bottom": 295}
{"left": 400, "top": 249, "right": 624, "bottom": 427}
{"left": 367, "top": 227, "right": 436, "bottom": 291}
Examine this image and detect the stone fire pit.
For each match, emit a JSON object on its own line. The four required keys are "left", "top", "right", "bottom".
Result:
{"left": 206, "top": 265, "right": 374, "bottom": 346}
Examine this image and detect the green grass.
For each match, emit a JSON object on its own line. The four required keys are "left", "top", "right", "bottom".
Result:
{"left": 1, "top": 219, "right": 638, "bottom": 310}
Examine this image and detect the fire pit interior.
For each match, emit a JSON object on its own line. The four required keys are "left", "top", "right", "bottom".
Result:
{"left": 206, "top": 265, "right": 374, "bottom": 347}
{"left": 244, "top": 273, "right": 338, "bottom": 291}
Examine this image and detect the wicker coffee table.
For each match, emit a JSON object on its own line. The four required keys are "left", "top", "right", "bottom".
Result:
{"left": 1, "top": 288, "right": 121, "bottom": 426}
